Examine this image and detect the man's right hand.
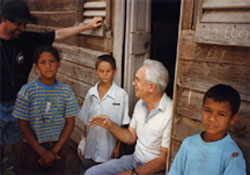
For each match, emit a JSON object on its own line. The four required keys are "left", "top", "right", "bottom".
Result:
{"left": 89, "top": 115, "right": 112, "bottom": 129}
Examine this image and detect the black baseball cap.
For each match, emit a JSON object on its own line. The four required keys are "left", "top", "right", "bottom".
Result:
{"left": 0, "top": 0, "right": 37, "bottom": 24}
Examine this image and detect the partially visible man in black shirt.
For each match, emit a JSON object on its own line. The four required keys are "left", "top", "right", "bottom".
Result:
{"left": 0, "top": 0, "right": 102, "bottom": 174}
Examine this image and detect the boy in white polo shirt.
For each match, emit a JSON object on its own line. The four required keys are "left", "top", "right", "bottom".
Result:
{"left": 78, "top": 55, "right": 130, "bottom": 174}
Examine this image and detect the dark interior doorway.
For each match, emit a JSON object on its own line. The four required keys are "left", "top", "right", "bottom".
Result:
{"left": 151, "top": 0, "right": 181, "bottom": 98}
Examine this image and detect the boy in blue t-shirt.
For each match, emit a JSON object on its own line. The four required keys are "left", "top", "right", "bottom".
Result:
{"left": 12, "top": 45, "right": 80, "bottom": 174}
{"left": 169, "top": 84, "right": 246, "bottom": 175}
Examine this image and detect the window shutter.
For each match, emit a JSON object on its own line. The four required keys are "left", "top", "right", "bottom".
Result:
{"left": 194, "top": 0, "right": 250, "bottom": 47}
{"left": 81, "top": 0, "right": 107, "bottom": 37}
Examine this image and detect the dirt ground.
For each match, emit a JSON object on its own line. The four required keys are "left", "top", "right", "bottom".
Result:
{"left": 2, "top": 141, "right": 134, "bottom": 175}
{"left": 2, "top": 141, "right": 82, "bottom": 175}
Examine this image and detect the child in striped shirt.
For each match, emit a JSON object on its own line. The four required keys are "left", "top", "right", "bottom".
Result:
{"left": 13, "top": 45, "right": 80, "bottom": 174}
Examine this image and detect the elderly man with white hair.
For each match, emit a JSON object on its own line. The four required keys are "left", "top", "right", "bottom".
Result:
{"left": 85, "top": 59, "right": 173, "bottom": 175}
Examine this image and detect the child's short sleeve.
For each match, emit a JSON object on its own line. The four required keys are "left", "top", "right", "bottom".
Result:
{"left": 12, "top": 86, "right": 31, "bottom": 121}
{"left": 64, "top": 87, "right": 80, "bottom": 118}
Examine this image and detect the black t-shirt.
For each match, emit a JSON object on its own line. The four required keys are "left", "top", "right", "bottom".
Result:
{"left": 0, "top": 31, "right": 55, "bottom": 101}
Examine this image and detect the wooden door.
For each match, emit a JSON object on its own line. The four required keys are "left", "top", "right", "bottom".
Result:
{"left": 123, "top": 0, "right": 151, "bottom": 113}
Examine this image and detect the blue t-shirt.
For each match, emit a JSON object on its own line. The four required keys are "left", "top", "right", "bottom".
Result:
{"left": 169, "top": 133, "right": 246, "bottom": 175}
{"left": 13, "top": 79, "right": 80, "bottom": 143}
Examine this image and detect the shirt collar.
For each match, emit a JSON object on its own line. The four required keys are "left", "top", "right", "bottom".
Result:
{"left": 142, "top": 93, "right": 169, "bottom": 121}
{"left": 158, "top": 93, "right": 169, "bottom": 111}
{"left": 88, "top": 81, "right": 117, "bottom": 100}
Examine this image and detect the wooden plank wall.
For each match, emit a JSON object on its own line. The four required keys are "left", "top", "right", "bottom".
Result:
{"left": 170, "top": 0, "right": 250, "bottom": 173}
{"left": 25, "top": 0, "right": 112, "bottom": 143}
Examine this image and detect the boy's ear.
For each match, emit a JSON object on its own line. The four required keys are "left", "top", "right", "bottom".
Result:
{"left": 231, "top": 113, "right": 239, "bottom": 125}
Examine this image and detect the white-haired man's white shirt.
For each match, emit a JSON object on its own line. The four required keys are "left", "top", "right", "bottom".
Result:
{"left": 130, "top": 93, "right": 173, "bottom": 163}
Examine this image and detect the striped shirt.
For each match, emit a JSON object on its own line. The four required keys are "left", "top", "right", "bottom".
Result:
{"left": 13, "top": 79, "right": 80, "bottom": 143}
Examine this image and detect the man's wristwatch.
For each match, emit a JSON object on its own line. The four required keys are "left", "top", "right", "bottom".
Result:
{"left": 132, "top": 168, "right": 139, "bottom": 175}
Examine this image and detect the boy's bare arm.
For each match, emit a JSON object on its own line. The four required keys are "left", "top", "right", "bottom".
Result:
{"left": 18, "top": 119, "right": 58, "bottom": 165}
{"left": 52, "top": 116, "right": 75, "bottom": 154}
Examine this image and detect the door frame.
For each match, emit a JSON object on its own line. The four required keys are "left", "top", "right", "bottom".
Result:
{"left": 113, "top": 0, "right": 126, "bottom": 86}
{"left": 123, "top": 0, "right": 152, "bottom": 113}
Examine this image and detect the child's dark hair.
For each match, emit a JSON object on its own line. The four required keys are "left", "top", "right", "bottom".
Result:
{"left": 203, "top": 84, "right": 241, "bottom": 117}
{"left": 34, "top": 45, "right": 60, "bottom": 64}
{"left": 95, "top": 54, "right": 116, "bottom": 70}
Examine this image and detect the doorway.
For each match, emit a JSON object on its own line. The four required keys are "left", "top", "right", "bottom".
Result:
{"left": 120, "top": 0, "right": 181, "bottom": 158}
{"left": 150, "top": 0, "right": 181, "bottom": 98}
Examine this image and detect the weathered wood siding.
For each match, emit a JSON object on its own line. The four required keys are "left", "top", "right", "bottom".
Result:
{"left": 170, "top": 0, "right": 250, "bottom": 173}
{"left": 25, "top": 0, "right": 112, "bottom": 143}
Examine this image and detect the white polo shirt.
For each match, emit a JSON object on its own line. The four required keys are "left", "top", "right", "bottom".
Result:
{"left": 130, "top": 93, "right": 173, "bottom": 163}
{"left": 78, "top": 81, "right": 130, "bottom": 162}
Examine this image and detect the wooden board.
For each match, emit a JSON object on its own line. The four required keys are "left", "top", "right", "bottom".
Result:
{"left": 27, "top": 24, "right": 112, "bottom": 52}
{"left": 177, "top": 59, "right": 250, "bottom": 101}
{"left": 179, "top": 30, "right": 250, "bottom": 66}
{"left": 202, "top": 0, "right": 250, "bottom": 9}
{"left": 175, "top": 88, "right": 203, "bottom": 121}
{"left": 192, "top": 0, "right": 200, "bottom": 30}
{"left": 83, "top": 10, "right": 106, "bottom": 17}
{"left": 201, "top": 9, "right": 250, "bottom": 23}
{"left": 56, "top": 73, "right": 92, "bottom": 99}
{"left": 77, "top": 34, "right": 113, "bottom": 52}
{"left": 59, "top": 60, "right": 98, "bottom": 86}
{"left": 25, "top": 0, "right": 76, "bottom": 11}
{"left": 180, "top": 0, "right": 195, "bottom": 30}
{"left": 172, "top": 114, "right": 203, "bottom": 141}
{"left": 194, "top": 0, "right": 250, "bottom": 47}
{"left": 195, "top": 23, "right": 250, "bottom": 47}
{"left": 54, "top": 43, "right": 107, "bottom": 68}
{"left": 32, "top": 11, "right": 76, "bottom": 27}
{"left": 169, "top": 139, "right": 181, "bottom": 167}
{"left": 83, "top": 1, "right": 106, "bottom": 8}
